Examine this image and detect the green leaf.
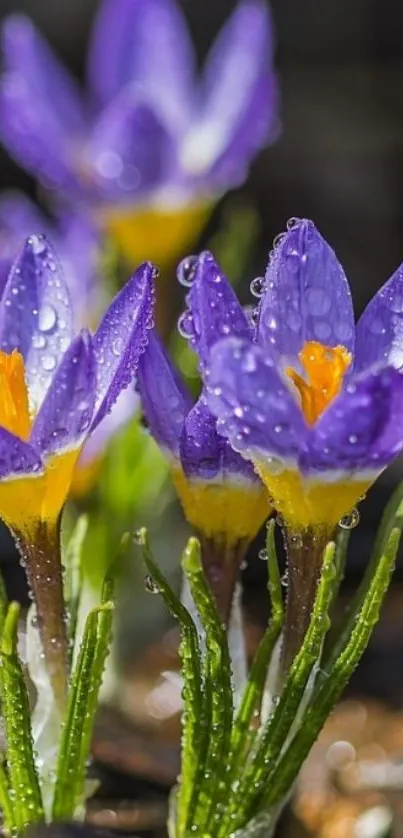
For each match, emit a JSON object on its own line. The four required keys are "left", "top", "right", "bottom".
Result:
{"left": 225, "top": 541, "right": 336, "bottom": 834}
{"left": 262, "top": 524, "right": 400, "bottom": 812}
{"left": 0, "top": 603, "right": 44, "bottom": 830}
{"left": 0, "top": 759, "right": 17, "bottom": 833}
{"left": 229, "top": 521, "right": 284, "bottom": 769}
{"left": 139, "top": 530, "right": 204, "bottom": 838}
{"left": 52, "top": 597, "right": 114, "bottom": 820}
{"left": 182, "top": 538, "right": 234, "bottom": 836}
{"left": 0, "top": 566, "right": 8, "bottom": 639}
{"left": 323, "top": 480, "right": 403, "bottom": 675}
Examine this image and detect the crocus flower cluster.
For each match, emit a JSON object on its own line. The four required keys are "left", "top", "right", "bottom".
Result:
{"left": 0, "top": 0, "right": 278, "bottom": 266}
{"left": 0, "top": 233, "right": 154, "bottom": 702}
{"left": 137, "top": 260, "right": 270, "bottom": 618}
{"left": 172, "top": 220, "right": 403, "bottom": 661}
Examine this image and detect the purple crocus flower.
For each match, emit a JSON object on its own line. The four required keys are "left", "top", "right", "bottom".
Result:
{"left": 136, "top": 322, "right": 269, "bottom": 620}
{"left": 0, "top": 190, "right": 139, "bottom": 492}
{"left": 0, "top": 0, "right": 278, "bottom": 266}
{"left": 189, "top": 219, "right": 403, "bottom": 538}
{"left": 181, "top": 224, "right": 403, "bottom": 662}
{"left": 0, "top": 233, "right": 154, "bottom": 701}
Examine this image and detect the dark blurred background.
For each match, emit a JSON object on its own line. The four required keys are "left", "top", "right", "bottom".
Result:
{"left": 1, "top": 0, "right": 403, "bottom": 314}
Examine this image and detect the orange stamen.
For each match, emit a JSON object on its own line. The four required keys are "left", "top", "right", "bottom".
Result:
{"left": 0, "top": 350, "right": 31, "bottom": 440}
{"left": 287, "top": 341, "right": 352, "bottom": 426}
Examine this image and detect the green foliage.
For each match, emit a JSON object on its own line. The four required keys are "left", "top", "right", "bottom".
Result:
{"left": 139, "top": 481, "right": 403, "bottom": 838}
{"left": 52, "top": 598, "right": 114, "bottom": 820}
{"left": 0, "top": 603, "right": 44, "bottom": 832}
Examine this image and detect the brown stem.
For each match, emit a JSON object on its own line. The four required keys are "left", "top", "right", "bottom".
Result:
{"left": 199, "top": 535, "right": 248, "bottom": 624}
{"left": 14, "top": 519, "right": 68, "bottom": 711}
{"left": 281, "top": 526, "right": 334, "bottom": 674}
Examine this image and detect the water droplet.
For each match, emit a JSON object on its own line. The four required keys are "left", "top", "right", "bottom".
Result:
{"left": 112, "top": 338, "right": 123, "bottom": 356}
{"left": 339, "top": 508, "right": 360, "bottom": 530}
{"left": 38, "top": 304, "right": 57, "bottom": 333}
{"left": 273, "top": 232, "right": 286, "bottom": 248}
{"left": 144, "top": 574, "right": 159, "bottom": 594}
{"left": 31, "top": 334, "right": 46, "bottom": 349}
{"left": 258, "top": 548, "right": 267, "bottom": 561}
{"left": 177, "top": 310, "right": 195, "bottom": 339}
{"left": 41, "top": 355, "right": 56, "bottom": 371}
{"left": 250, "top": 276, "right": 265, "bottom": 298}
{"left": 177, "top": 255, "right": 198, "bottom": 287}
{"left": 286, "top": 217, "right": 302, "bottom": 230}
{"left": 28, "top": 233, "right": 46, "bottom": 255}
{"left": 348, "top": 434, "right": 358, "bottom": 444}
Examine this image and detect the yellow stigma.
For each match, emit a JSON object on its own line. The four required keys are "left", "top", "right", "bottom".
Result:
{"left": 254, "top": 342, "right": 362, "bottom": 532}
{"left": 171, "top": 467, "right": 270, "bottom": 546}
{"left": 287, "top": 341, "right": 352, "bottom": 426}
{"left": 0, "top": 350, "right": 31, "bottom": 440}
{"left": 98, "top": 201, "right": 211, "bottom": 268}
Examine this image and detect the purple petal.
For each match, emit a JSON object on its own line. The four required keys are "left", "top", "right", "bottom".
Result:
{"left": 355, "top": 262, "right": 403, "bottom": 373}
{"left": 180, "top": 0, "right": 277, "bottom": 184}
{"left": 206, "top": 337, "right": 306, "bottom": 462}
{"left": 300, "top": 366, "right": 403, "bottom": 475}
{"left": 80, "top": 386, "right": 139, "bottom": 465}
{"left": 87, "top": 0, "right": 195, "bottom": 131}
{"left": 30, "top": 331, "right": 97, "bottom": 458}
{"left": 0, "top": 427, "right": 43, "bottom": 480}
{"left": 0, "top": 15, "right": 84, "bottom": 189}
{"left": 136, "top": 329, "right": 193, "bottom": 457}
{"left": 0, "top": 234, "right": 73, "bottom": 412}
{"left": 257, "top": 219, "right": 355, "bottom": 361}
{"left": 86, "top": 92, "right": 175, "bottom": 200}
{"left": 91, "top": 262, "right": 155, "bottom": 430}
{"left": 180, "top": 393, "right": 257, "bottom": 482}
{"left": 181, "top": 250, "right": 251, "bottom": 373}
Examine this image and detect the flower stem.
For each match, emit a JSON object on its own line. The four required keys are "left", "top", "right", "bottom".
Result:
{"left": 16, "top": 520, "right": 68, "bottom": 710}
{"left": 199, "top": 535, "right": 247, "bottom": 624}
{"left": 281, "top": 526, "right": 333, "bottom": 672}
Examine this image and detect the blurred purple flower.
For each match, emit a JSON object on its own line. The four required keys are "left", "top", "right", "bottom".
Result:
{"left": 0, "top": 191, "right": 139, "bottom": 488}
{"left": 181, "top": 220, "right": 403, "bottom": 533}
{"left": 0, "top": 0, "right": 278, "bottom": 264}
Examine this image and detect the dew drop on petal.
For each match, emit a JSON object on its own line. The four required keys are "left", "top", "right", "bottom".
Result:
{"left": 250, "top": 276, "right": 265, "bottom": 298}
{"left": 273, "top": 232, "right": 286, "bottom": 248}
{"left": 38, "top": 304, "right": 57, "bottom": 333}
{"left": 112, "top": 338, "right": 123, "bottom": 357}
{"left": 177, "top": 255, "right": 198, "bottom": 287}
{"left": 41, "top": 355, "right": 56, "bottom": 371}
{"left": 31, "top": 334, "right": 46, "bottom": 349}
{"left": 178, "top": 310, "right": 195, "bottom": 339}
{"left": 286, "top": 217, "right": 302, "bottom": 230}
{"left": 28, "top": 233, "right": 47, "bottom": 255}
